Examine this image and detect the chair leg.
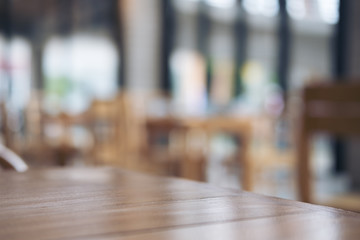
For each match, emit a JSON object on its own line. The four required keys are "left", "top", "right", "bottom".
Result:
{"left": 241, "top": 133, "right": 253, "bottom": 191}
{"left": 180, "top": 129, "right": 206, "bottom": 181}
{"left": 297, "top": 130, "right": 311, "bottom": 203}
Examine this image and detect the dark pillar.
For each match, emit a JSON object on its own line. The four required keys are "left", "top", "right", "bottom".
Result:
{"left": 332, "top": 0, "right": 348, "bottom": 174}
{"left": 32, "top": 43, "right": 44, "bottom": 90}
{"left": 277, "top": 0, "right": 291, "bottom": 95}
{"left": 57, "top": 0, "right": 73, "bottom": 36}
{"left": 160, "top": 0, "right": 175, "bottom": 93}
{"left": 233, "top": 0, "right": 247, "bottom": 97}
{"left": 112, "top": 0, "right": 125, "bottom": 89}
{"left": 0, "top": 0, "right": 12, "bottom": 38}
{"left": 197, "top": 1, "right": 212, "bottom": 100}
{"left": 0, "top": 0, "right": 13, "bottom": 95}
{"left": 0, "top": 0, "right": 12, "bottom": 147}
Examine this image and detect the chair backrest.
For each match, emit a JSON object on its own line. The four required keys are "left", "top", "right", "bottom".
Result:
{"left": 0, "top": 144, "right": 28, "bottom": 172}
{"left": 89, "top": 94, "right": 130, "bottom": 165}
{"left": 302, "top": 82, "right": 360, "bottom": 136}
{"left": 298, "top": 81, "right": 360, "bottom": 203}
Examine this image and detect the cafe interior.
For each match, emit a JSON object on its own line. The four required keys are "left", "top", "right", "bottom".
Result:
{"left": 1, "top": 0, "right": 360, "bottom": 213}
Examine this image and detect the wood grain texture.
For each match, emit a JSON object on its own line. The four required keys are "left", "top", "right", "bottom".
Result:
{"left": 1, "top": 167, "right": 359, "bottom": 240}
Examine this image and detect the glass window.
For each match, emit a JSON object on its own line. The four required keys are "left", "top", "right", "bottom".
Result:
{"left": 243, "top": 0, "right": 279, "bottom": 17}
{"left": 288, "top": 0, "right": 338, "bottom": 90}
{"left": 43, "top": 34, "right": 119, "bottom": 115}
{"left": 0, "top": 36, "right": 32, "bottom": 110}
{"left": 287, "top": 0, "right": 339, "bottom": 24}
{"left": 8, "top": 38, "right": 32, "bottom": 110}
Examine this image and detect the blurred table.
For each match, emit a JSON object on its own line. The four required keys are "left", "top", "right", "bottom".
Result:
{"left": 1, "top": 167, "right": 359, "bottom": 240}
{"left": 146, "top": 116, "right": 253, "bottom": 190}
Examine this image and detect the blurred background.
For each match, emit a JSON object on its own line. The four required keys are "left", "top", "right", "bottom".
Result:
{"left": 1, "top": 0, "right": 360, "bottom": 211}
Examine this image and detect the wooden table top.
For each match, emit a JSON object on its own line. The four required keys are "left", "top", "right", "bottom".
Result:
{"left": 1, "top": 167, "right": 360, "bottom": 240}
{"left": 146, "top": 115, "right": 252, "bottom": 130}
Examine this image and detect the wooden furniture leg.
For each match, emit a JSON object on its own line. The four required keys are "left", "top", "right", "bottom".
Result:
{"left": 240, "top": 131, "right": 253, "bottom": 191}
{"left": 298, "top": 129, "right": 312, "bottom": 203}
{"left": 180, "top": 128, "right": 206, "bottom": 181}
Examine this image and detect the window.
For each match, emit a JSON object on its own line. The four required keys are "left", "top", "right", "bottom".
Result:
{"left": 43, "top": 34, "right": 119, "bottom": 115}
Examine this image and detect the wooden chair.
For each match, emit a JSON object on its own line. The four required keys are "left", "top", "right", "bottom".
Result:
{"left": 143, "top": 116, "right": 192, "bottom": 177}
{"left": 88, "top": 94, "right": 130, "bottom": 166}
{"left": 1, "top": 94, "right": 48, "bottom": 166}
{"left": 42, "top": 111, "right": 94, "bottom": 166}
{"left": 21, "top": 92, "right": 57, "bottom": 166}
{"left": 0, "top": 144, "right": 28, "bottom": 172}
{"left": 22, "top": 91, "right": 95, "bottom": 166}
{"left": 123, "top": 92, "right": 179, "bottom": 176}
{"left": 202, "top": 117, "right": 253, "bottom": 190}
{"left": 297, "top": 81, "right": 360, "bottom": 203}
{"left": 21, "top": 92, "right": 129, "bottom": 167}
{"left": 248, "top": 114, "right": 295, "bottom": 195}
{"left": 145, "top": 116, "right": 253, "bottom": 185}
{"left": 0, "top": 102, "right": 11, "bottom": 148}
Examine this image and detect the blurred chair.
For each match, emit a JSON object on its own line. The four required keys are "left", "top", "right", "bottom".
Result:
{"left": 0, "top": 102, "right": 11, "bottom": 148}
{"left": 249, "top": 115, "right": 295, "bottom": 195}
{"left": 297, "top": 81, "right": 360, "bottom": 206}
{"left": 1, "top": 93, "right": 51, "bottom": 166}
{"left": 144, "top": 115, "right": 253, "bottom": 185}
{"left": 42, "top": 111, "right": 93, "bottom": 166}
{"left": 140, "top": 91, "right": 179, "bottom": 176}
{"left": 143, "top": 116, "right": 189, "bottom": 177}
{"left": 133, "top": 91, "right": 195, "bottom": 177}
{"left": 179, "top": 119, "right": 207, "bottom": 181}
{"left": 22, "top": 91, "right": 131, "bottom": 167}
{"left": 24, "top": 92, "right": 43, "bottom": 147}
{"left": 22, "top": 92, "right": 54, "bottom": 165}
{"left": 21, "top": 91, "right": 138, "bottom": 167}
{"left": 89, "top": 93, "right": 130, "bottom": 166}
{"left": 0, "top": 144, "right": 28, "bottom": 172}
{"left": 22, "top": 91, "right": 94, "bottom": 166}
{"left": 202, "top": 117, "right": 253, "bottom": 190}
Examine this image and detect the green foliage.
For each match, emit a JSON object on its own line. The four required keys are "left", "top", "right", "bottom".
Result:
{"left": 45, "top": 77, "right": 73, "bottom": 97}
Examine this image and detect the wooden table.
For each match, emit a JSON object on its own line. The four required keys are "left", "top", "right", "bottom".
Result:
{"left": 1, "top": 167, "right": 360, "bottom": 240}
